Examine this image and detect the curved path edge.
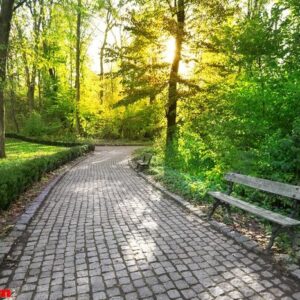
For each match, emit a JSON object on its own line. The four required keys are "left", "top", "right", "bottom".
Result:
{"left": 128, "top": 160, "right": 300, "bottom": 281}
{"left": 0, "top": 154, "right": 91, "bottom": 266}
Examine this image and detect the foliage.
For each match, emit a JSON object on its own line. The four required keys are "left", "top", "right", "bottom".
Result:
{"left": 1, "top": 0, "right": 300, "bottom": 217}
{"left": 22, "top": 112, "right": 47, "bottom": 137}
{"left": 5, "top": 133, "right": 95, "bottom": 149}
{"left": 0, "top": 139, "right": 93, "bottom": 209}
{"left": 134, "top": 144, "right": 223, "bottom": 202}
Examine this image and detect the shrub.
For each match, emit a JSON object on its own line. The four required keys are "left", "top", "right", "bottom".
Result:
{"left": 5, "top": 133, "right": 95, "bottom": 150}
{"left": 0, "top": 145, "right": 92, "bottom": 210}
{"left": 22, "top": 112, "right": 46, "bottom": 137}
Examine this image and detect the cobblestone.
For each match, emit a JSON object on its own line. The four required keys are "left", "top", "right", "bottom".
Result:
{"left": 0, "top": 146, "right": 300, "bottom": 299}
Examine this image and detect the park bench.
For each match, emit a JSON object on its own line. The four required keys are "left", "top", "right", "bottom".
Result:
{"left": 136, "top": 153, "right": 153, "bottom": 171}
{"left": 208, "top": 173, "right": 300, "bottom": 251}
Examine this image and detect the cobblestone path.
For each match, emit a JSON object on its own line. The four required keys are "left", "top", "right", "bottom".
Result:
{"left": 1, "top": 146, "right": 300, "bottom": 300}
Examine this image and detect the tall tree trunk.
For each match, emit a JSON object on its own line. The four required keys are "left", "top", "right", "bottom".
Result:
{"left": 27, "top": 69, "right": 36, "bottom": 111}
{"left": 70, "top": 43, "right": 73, "bottom": 90}
{"left": 0, "top": 0, "right": 15, "bottom": 158}
{"left": 149, "top": 53, "right": 157, "bottom": 105}
{"left": 99, "top": 44, "right": 105, "bottom": 104}
{"left": 10, "top": 85, "right": 20, "bottom": 133}
{"left": 166, "top": 0, "right": 185, "bottom": 146}
{"left": 99, "top": 8, "right": 113, "bottom": 104}
{"left": 15, "top": 20, "right": 38, "bottom": 112}
{"left": 75, "top": 0, "right": 82, "bottom": 134}
{"left": 37, "top": 70, "right": 42, "bottom": 109}
{"left": 110, "top": 63, "right": 114, "bottom": 95}
{"left": 7, "top": 70, "right": 19, "bottom": 132}
{"left": 27, "top": 0, "right": 44, "bottom": 112}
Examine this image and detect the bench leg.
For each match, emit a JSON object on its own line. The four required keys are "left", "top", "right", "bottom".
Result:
{"left": 208, "top": 199, "right": 221, "bottom": 220}
{"left": 288, "top": 227, "right": 299, "bottom": 255}
{"left": 139, "top": 165, "right": 146, "bottom": 172}
{"left": 266, "top": 224, "right": 282, "bottom": 251}
{"left": 223, "top": 203, "right": 233, "bottom": 224}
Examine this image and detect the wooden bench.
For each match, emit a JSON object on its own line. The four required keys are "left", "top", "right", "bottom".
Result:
{"left": 208, "top": 173, "right": 300, "bottom": 251}
{"left": 136, "top": 153, "right": 152, "bottom": 171}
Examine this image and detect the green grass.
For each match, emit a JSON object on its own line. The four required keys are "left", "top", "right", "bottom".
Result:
{"left": 132, "top": 147, "right": 223, "bottom": 203}
{"left": 133, "top": 147, "right": 300, "bottom": 258}
{"left": 0, "top": 139, "right": 92, "bottom": 210}
{"left": 1, "top": 139, "right": 67, "bottom": 168}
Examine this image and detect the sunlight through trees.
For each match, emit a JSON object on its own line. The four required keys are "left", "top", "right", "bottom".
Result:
{"left": 0, "top": 0, "right": 299, "bottom": 185}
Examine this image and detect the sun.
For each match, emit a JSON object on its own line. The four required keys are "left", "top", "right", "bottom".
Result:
{"left": 162, "top": 38, "right": 193, "bottom": 76}
{"left": 163, "top": 38, "right": 176, "bottom": 63}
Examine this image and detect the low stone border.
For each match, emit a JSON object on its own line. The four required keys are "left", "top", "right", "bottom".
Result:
{"left": 95, "top": 144, "right": 148, "bottom": 147}
{"left": 128, "top": 160, "right": 300, "bottom": 281}
{"left": 0, "top": 154, "right": 90, "bottom": 266}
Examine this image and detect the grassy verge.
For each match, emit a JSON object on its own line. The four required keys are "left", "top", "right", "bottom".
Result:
{"left": 1, "top": 139, "right": 68, "bottom": 168}
{"left": 133, "top": 147, "right": 299, "bottom": 256}
{"left": 132, "top": 147, "right": 223, "bottom": 203}
{"left": 6, "top": 133, "right": 152, "bottom": 147}
{"left": 0, "top": 138, "right": 93, "bottom": 210}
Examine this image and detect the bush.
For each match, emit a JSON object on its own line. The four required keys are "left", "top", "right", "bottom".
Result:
{"left": 22, "top": 112, "right": 46, "bottom": 137}
{"left": 5, "top": 133, "right": 95, "bottom": 150}
{"left": 0, "top": 145, "right": 92, "bottom": 210}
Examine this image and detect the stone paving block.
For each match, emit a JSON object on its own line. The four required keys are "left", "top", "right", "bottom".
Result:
{"left": 16, "top": 292, "right": 34, "bottom": 300}
{"left": 167, "top": 289, "right": 181, "bottom": 299}
{"left": 0, "top": 146, "right": 299, "bottom": 299}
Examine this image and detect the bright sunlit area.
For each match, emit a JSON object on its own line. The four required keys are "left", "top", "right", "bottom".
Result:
{"left": 161, "top": 37, "right": 195, "bottom": 76}
{"left": 1, "top": 0, "right": 300, "bottom": 298}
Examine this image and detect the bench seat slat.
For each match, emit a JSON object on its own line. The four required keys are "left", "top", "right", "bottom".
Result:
{"left": 225, "top": 173, "right": 300, "bottom": 201}
{"left": 209, "top": 191, "right": 300, "bottom": 227}
{"left": 136, "top": 154, "right": 152, "bottom": 170}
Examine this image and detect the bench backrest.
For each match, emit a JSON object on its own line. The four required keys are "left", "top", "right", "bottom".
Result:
{"left": 143, "top": 153, "right": 153, "bottom": 164}
{"left": 225, "top": 173, "right": 300, "bottom": 201}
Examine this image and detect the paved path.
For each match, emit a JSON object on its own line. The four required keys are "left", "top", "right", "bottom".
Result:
{"left": 1, "top": 146, "right": 300, "bottom": 300}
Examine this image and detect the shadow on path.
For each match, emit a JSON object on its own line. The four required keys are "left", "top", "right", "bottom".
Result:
{"left": 0, "top": 146, "right": 299, "bottom": 300}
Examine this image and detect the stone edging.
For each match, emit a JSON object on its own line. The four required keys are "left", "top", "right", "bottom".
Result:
{"left": 0, "top": 154, "right": 91, "bottom": 266}
{"left": 128, "top": 160, "right": 300, "bottom": 281}
{"left": 95, "top": 144, "right": 149, "bottom": 147}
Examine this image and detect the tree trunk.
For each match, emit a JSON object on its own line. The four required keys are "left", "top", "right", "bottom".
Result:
{"left": 166, "top": 0, "right": 185, "bottom": 146}
{"left": 27, "top": 70, "right": 36, "bottom": 111}
{"left": 7, "top": 71, "right": 20, "bottom": 132}
{"left": 15, "top": 20, "right": 38, "bottom": 112}
{"left": 99, "top": 45, "right": 105, "bottom": 104}
{"left": 10, "top": 86, "right": 20, "bottom": 133}
{"left": 75, "top": 0, "right": 82, "bottom": 134}
{"left": 110, "top": 63, "right": 114, "bottom": 95}
{"left": 38, "top": 70, "right": 42, "bottom": 109}
{"left": 27, "top": 0, "right": 44, "bottom": 112}
{"left": 99, "top": 8, "right": 113, "bottom": 104}
{"left": 0, "top": 0, "right": 15, "bottom": 158}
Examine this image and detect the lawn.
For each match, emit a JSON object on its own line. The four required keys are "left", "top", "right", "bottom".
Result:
{"left": 0, "top": 138, "right": 92, "bottom": 209}
{"left": 0, "top": 139, "right": 68, "bottom": 169}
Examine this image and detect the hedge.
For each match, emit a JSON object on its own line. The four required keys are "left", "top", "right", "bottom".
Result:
{"left": 0, "top": 144, "right": 93, "bottom": 210}
{"left": 5, "top": 133, "right": 95, "bottom": 150}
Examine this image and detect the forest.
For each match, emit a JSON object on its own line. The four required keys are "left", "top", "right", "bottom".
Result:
{"left": 0, "top": 0, "right": 300, "bottom": 188}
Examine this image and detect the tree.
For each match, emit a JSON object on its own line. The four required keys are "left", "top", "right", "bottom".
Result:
{"left": 15, "top": 0, "right": 44, "bottom": 112}
{"left": 165, "top": 0, "right": 185, "bottom": 147}
{"left": 0, "top": 0, "right": 15, "bottom": 158}
{"left": 98, "top": 0, "right": 115, "bottom": 104}
{"left": 75, "top": 0, "right": 82, "bottom": 134}
{"left": 26, "top": 0, "right": 44, "bottom": 111}
{"left": 113, "top": 5, "right": 168, "bottom": 107}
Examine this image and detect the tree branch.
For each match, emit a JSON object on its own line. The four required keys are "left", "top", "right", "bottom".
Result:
{"left": 13, "top": 0, "right": 27, "bottom": 11}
